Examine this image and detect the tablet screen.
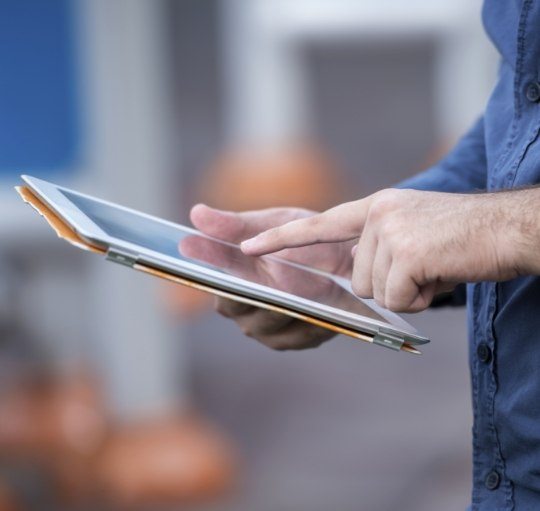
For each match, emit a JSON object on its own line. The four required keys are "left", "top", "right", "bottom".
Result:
{"left": 60, "top": 189, "right": 391, "bottom": 325}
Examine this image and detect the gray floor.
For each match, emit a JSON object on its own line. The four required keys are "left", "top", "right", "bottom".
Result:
{"left": 185, "top": 306, "right": 472, "bottom": 511}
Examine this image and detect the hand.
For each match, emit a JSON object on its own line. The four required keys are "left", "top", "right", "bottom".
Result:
{"left": 188, "top": 204, "right": 356, "bottom": 350}
{"left": 241, "top": 188, "right": 532, "bottom": 312}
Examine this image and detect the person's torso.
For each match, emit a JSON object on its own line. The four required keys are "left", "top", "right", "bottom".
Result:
{"left": 470, "top": 1, "right": 540, "bottom": 509}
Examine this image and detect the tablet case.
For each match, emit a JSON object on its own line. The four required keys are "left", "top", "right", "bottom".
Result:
{"left": 16, "top": 186, "right": 420, "bottom": 355}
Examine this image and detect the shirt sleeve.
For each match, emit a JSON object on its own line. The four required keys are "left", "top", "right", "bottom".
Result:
{"left": 395, "top": 116, "right": 487, "bottom": 192}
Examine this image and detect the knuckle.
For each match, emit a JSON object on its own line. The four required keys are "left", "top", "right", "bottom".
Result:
{"left": 215, "top": 298, "right": 252, "bottom": 318}
{"left": 267, "top": 340, "right": 290, "bottom": 351}
{"left": 407, "top": 302, "right": 426, "bottom": 313}
{"left": 374, "top": 296, "right": 386, "bottom": 309}
{"left": 351, "top": 279, "right": 371, "bottom": 298}
{"left": 258, "top": 315, "right": 293, "bottom": 336}
{"left": 379, "top": 215, "right": 401, "bottom": 239}
{"left": 293, "top": 208, "right": 316, "bottom": 220}
{"left": 385, "top": 297, "right": 403, "bottom": 312}
{"left": 305, "top": 214, "right": 322, "bottom": 230}
{"left": 240, "top": 324, "right": 255, "bottom": 338}
{"left": 370, "top": 189, "right": 402, "bottom": 219}
{"left": 384, "top": 287, "right": 410, "bottom": 312}
{"left": 394, "top": 236, "right": 418, "bottom": 261}
{"left": 215, "top": 298, "right": 233, "bottom": 317}
{"left": 378, "top": 188, "right": 401, "bottom": 202}
{"left": 273, "top": 207, "right": 313, "bottom": 224}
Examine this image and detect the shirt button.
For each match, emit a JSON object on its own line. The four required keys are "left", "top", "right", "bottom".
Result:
{"left": 477, "top": 343, "right": 491, "bottom": 363}
{"left": 526, "top": 82, "right": 540, "bottom": 102}
{"left": 485, "top": 470, "right": 501, "bottom": 491}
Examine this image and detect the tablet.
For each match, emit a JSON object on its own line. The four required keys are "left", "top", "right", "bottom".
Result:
{"left": 18, "top": 175, "right": 430, "bottom": 354}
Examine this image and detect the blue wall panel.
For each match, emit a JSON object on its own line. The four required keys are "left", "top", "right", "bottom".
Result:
{"left": 0, "top": 0, "right": 80, "bottom": 177}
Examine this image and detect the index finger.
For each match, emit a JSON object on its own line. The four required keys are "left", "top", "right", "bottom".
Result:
{"left": 240, "top": 198, "right": 371, "bottom": 256}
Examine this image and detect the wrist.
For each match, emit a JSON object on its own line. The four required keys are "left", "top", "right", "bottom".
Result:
{"left": 491, "top": 189, "right": 540, "bottom": 277}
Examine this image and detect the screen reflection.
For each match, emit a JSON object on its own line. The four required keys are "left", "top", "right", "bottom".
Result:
{"left": 61, "top": 188, "right": 386, "bottom": 325}
{"left": 178, "top": 235, "right": 386, "bottom": 323}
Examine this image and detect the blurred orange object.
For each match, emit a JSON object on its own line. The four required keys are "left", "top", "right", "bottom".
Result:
{"left": 0, "top": 371, "right": 107, "bottom": 504}
{"left": 0, "top": 373, "right": 236, "bottom": 507}
{"left": 201, "top": 144, "right": 343, "bottom": 211}
{"left": 0, "top": 372, "right": 106, "bottom": 460}
{"left": 95, "top": 413, "right": 236, "bottom": 507}
{"left": 0, "top": 482, "right": 20, "bottom": 511}
{"left": 164, "top": 143, "right": 344, "bottom": 317}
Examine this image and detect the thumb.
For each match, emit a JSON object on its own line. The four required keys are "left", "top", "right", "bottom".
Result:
{"left": 190, "top": 204, "right": 312, "bottom": 244}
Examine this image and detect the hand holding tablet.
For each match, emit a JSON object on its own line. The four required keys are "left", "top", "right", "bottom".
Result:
{"left": 184, "top": 205, "right": 377, "bottom": 350}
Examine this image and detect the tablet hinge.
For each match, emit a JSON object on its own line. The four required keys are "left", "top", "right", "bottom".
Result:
{"left": 106, "top": 248, "right": 138, "bottom": 268}
{"left": 373, "top": 328, "right": 405, "bottom": 351}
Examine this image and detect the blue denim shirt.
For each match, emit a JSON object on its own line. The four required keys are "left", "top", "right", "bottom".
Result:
{"left": 399, "top": 1, "right": 540, "bottom": 509}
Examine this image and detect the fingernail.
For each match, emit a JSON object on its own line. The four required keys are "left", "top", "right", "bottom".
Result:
{"left": 241, "top": 237, "right": 258, "bottom": 252}
{"left": 351, "top": 244, "right": 358, "bottom": 257}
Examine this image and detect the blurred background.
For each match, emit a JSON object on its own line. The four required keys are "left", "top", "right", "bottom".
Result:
{"left": 0, "top": 0, "right": 498, "bottom": 510}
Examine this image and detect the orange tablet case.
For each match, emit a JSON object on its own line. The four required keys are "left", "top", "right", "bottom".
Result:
{"left": 16, "top": 186, "right": 420, "bottom": 355}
